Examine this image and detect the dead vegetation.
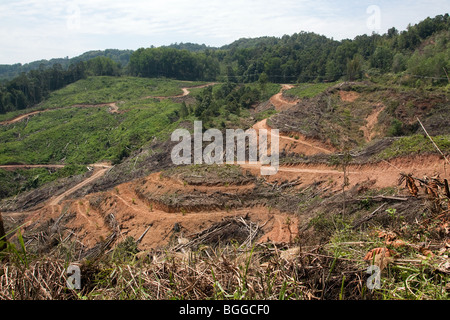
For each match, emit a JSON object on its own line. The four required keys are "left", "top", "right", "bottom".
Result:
{"left": 268, "top": 81, "right": 449, "bottom": 151}
{"left": 0, "top": 81, "right": 449, "bottom": 300}
{"left": 0, "top": 232, "right": 373, "bottom": 300}
{"left": 161, "top": 164, "right": 256, "bottom": 186}
{"left": 0, "top": 170, "right": 95, "bottom": 214}
{"left": 1, "top": 164, "right": 448, "bottom": 300}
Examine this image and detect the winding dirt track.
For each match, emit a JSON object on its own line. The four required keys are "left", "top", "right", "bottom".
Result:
{"left": 269, "top": 84, "right": 298, "bottom": 111}
{"left": 48, "top": 163, "right": 112, "bottom": 206}
{"left": 241, "top": 154, "right": 448, "bottom": 190}
{"left": 0, "top": 102, "right": 120, "bottom": 126}
{"left": 0, "top": 84, "right": 218, "bottom": 208}
{"left": 2, "top": 82, "right": 449, "bottom": 250}
{"left": 0, "top": 83, "right": 217, "bottom": 126}
{"left": 253, "top": 118, "right": 334, "bottom": 155}
{"left": 248, "top": 86, "right": 448, "bottom": 189}
{"left": 141, "top": 83, "right": 217, "bottom": 100}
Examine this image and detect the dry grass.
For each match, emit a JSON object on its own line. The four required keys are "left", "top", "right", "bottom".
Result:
{"left": 0, "top": 259, "right": 74, "bottom": 300}
{"left": 0, "top": 172, "right": 449, "bottom": 300}
{"left": 0, "top": 241, "right": 369, "bottom": 300}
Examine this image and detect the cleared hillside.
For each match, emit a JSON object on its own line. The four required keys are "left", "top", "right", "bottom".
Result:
{"left": 0, "top": 13, "right": 449, "bottom": 301}
{"left": 1, "top": 77, "right": 449, "bottom": 300}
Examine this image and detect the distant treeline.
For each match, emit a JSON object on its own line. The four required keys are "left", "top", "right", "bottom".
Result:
{"left": 0, "top": 49, "right": 132, "bottom": 81}
{"left": 1, "top": 14, "right": 449, "bottom": 114}
{"left": 128, "top": 47, "right": 220, "bottom": 80}
{"left": 129, "top": 14, "right": 449, "bottom": 83}
{"left": 0, "top": 57, "right": 120, "bottom": 113}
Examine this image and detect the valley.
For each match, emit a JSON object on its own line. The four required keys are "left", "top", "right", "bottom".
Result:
{"left": 0, "top": 13, "right": 449, "bottom": 300}
{"left": 1, "top": 81, "right": 448, "bottom": 256}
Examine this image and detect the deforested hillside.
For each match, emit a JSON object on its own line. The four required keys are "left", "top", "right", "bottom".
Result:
{"left": 0, "top": 13, "right": 449, "bottom": 301}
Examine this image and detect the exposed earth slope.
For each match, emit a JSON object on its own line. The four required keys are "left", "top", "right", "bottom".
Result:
{"left": 1, "top": 82, "right": 448, "bottom": 256}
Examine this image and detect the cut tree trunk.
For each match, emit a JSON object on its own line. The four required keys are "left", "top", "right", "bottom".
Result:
{"left": 0, "top": 211, "right": 6, "bottom": 251}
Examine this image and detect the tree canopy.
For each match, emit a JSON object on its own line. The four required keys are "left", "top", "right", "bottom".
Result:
{"left": 1, "top": 13, "right": 448, "bottom": 114}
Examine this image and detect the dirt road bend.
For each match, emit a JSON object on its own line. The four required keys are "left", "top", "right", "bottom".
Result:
{"left": 48, "top": 163, "right": 112, "bottom": 206}
{"left": 270, "top": 84, "right": 299, "bottom": 111}
{"left": 253, "top": 119, "right": 334, "bottom": 155}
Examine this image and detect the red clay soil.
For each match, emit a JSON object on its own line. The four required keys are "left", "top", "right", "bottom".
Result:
{"left": 359, "top": 104, "right": 386, "bottom": 142}
{"left": 5, "top": 153, "right": 448, "bottom": 252}
{"left": 0, "top": 83, "right": 219, "bottom": 126}
{"left": 253, "top": 119, "right": 335, "bottom": 156}
{"left": 242, "top": 154, "right": 448, "bottom": 191}
{"left": 48, "top": 163, "right": 112, "bottom": 206}
{"left": 270, "top": 84, "right": 299, "bottom": 111}
{"left": 142, "top": 83, "right": 217, "bottom": 100}
{"left": 339, "top": 90, "right": 360, "bottom": 102}
{"left": 3, "top": 83, "right": 449, "bottom": 252}
{"left": 7, "top": 171, "right": 298, "bottom": 251}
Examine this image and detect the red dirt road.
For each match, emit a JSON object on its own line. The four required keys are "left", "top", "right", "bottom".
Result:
{"left": 0, "top": 83, "right": 217, "bottom": 126}
{"left": 142, "top": 83, "right": 217, "bottom": 100}
{"left": 269, "top": 84, "right": 298, "bottom": 111}
{"left": 0, "top": 103, "right": 120, "bottom": 126}
{"left": 241, "top": 154, "right": 448, "bottom": 191}
{"left": 2, "top": 82, "right": 449, "bottom": 251}
{"left": 253, "top": 119, "right": 335, "bottom": 155}
{"left": 48, "top": 163, "right": 112, "bottom": 206}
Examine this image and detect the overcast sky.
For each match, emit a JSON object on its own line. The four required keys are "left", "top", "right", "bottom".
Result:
{"left": 0, "top": 0, "right": 448, "bottom": 64}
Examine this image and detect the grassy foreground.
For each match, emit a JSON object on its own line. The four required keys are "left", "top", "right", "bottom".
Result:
{"left": 1, "top": 173, "right": 449, "bottom": 300}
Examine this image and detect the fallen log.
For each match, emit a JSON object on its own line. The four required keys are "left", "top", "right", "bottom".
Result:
{"left": 360, "top": 195, "right": 409, "bottom": 202}
{"left": 352, "top": 203, "right": 387, "bottom": 229}
{"left": 0, "top": 211, "right": 5, "bottom": 251}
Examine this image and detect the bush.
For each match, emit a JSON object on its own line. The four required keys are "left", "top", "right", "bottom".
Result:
{"left": 387, "top": 118, "right": 404, "bottom": 136}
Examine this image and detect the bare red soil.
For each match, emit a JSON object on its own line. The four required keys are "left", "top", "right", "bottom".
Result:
{"left": 269, "top": 84, "right": 298, "bottom": 111}
{"left": 2, "top": 84, "right": 449, "bottom": 252}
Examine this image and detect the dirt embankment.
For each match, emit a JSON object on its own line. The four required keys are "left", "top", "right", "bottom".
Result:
{"left": 270, "top": 84, "right": 299, "bottom": 111}
{"left": 243, "top": 153, "right": 448, "bottom": 190}
{"left": 5, "top": 152, "right": 448, "bottom": 253}
{"left": 4, "top": 168, "right": 299, "bottom": 251}
{"left": 253, "top": 119, "right": 335, "bottom": 156}
{"left": 339, "top": 90, "right": 360, "bottom": 102}
{"left": 48, "top": 163, "right": 112, "bottom": 206}
{"left": 359, "top": 104, "right": 386, "bottom": 142}
{"left": 2, "top": 81, "right": 449, "bottom": 255}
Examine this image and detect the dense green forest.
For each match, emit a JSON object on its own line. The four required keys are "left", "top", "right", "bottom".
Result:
{"left": 124, "top": 13, "right": 450, "bottom": 83}
{"left": 0, "top": 14, "right": 448, "bottom": 114}
{"left": 0, "top": 57, "right": 121, "bottom": 114}
{"left": 0, "top": 49, "right": 132, "bottom": 81}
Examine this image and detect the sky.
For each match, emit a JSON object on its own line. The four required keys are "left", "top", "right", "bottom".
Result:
{"left": 0, "top": 0, "right": 449, "bottom": 65}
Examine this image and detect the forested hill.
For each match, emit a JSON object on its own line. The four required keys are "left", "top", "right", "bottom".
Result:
{"left": 0, "top": 49, "right": 133, "bottom": 81}
{"left": 0, "top": 14, "right": 449, "bottom": 114}
{"left": 124, "top": 13, "right": 450, "bottom": 83}
{"left": 163, "top": 42, "right": 217, "bottom": 52}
